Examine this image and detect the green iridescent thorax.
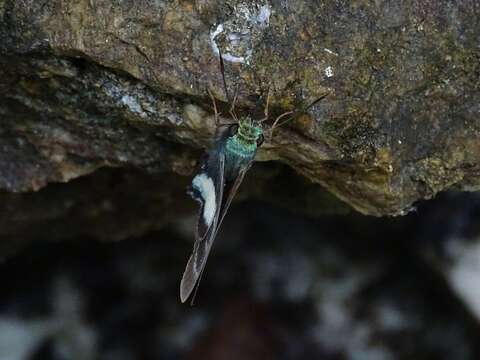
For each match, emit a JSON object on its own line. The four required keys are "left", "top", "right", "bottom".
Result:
{"left": 225, "top": 117, "right": 263, "bottom": 159}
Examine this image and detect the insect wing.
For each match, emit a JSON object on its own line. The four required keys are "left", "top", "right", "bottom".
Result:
{"left": 180, "top": 150, "right": 225, "bottom": 303}
{"left": 215, "top": 165, "right": 250, "bottom": 235}
{"left": 180, "top": 124, "right": 255, "bottom": 304}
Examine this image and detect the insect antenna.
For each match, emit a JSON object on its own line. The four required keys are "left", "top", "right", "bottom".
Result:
{"left": 214, "top": 49, "right": 241, "bottom": 123}
{"left": 218, "top": 48, "right": 231, "bottom": 104}
{"left": 229, "top": 87, "right": 240, "bottom": 122}
{"left": 269, "top": 92, "right": 330, "bottom": 140}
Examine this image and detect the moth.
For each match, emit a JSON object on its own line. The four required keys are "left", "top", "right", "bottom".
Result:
{"left": 180, "top": 90, "right": 267, "bottom": 303}
{"left": 180, "top": 67, "right": 328, "bottom": 304}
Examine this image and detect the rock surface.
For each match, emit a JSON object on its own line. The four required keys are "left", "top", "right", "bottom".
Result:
{"left": 0, "top": 0, "right": 479, "bottom": 218}
{"left": 2, "top": 3, "right": 480, "bottom": 358}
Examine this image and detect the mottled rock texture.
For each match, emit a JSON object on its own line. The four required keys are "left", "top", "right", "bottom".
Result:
{"left": 0, "top": 0, "right": 479, "bottom": 219}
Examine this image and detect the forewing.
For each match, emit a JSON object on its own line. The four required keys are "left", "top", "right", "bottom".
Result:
{"left": 188, "top": 125, "right": 230, "bottom": 241}
{"left": 180, "top": 150, "right": 225, "bottom": 303}
{"left": 215, "top": 166, "right": 250, "bottom": 234}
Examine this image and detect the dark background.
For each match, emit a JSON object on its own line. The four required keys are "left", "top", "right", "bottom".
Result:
{"left": 1, "top": 181, "right": 480, "bottom": 360}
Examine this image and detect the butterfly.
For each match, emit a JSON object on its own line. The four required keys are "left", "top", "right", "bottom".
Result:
{"left": 180, "top": 59, "right": 328, "bottom": 304}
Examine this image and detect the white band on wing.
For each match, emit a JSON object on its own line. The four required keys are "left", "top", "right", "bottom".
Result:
{"left": 192, "top": 173, "right": 216, "bottom": 227}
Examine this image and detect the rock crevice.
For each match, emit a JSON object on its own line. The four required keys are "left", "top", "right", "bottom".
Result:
{"left": 0, "top": 0, "right": 479, "bottom": 216}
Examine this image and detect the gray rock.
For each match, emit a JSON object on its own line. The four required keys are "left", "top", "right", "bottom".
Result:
{"left": 0, "top": 0, "right": 478, "bottom": 219}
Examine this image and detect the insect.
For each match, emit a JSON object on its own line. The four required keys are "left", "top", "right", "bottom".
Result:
{"left": 180, "top": 59, "right": 328, "bottom": 304}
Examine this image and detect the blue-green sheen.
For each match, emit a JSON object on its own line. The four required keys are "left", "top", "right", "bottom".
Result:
{"left": 225, "top": 117, "right": 262, "bottom": 160}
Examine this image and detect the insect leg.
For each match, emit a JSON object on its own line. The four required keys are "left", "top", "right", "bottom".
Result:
{"left": 207, "top": 88, "right": 221, "bottom": 126}
{"left": 269, "top": 92, "right": 330, "bottom": 139}
{"left": 259, "top": 86, "right": 272, "bottom": 123}
{"left": 269, "top": 110, "right": 294, "bottom": 140}
{"left": 207, "top": 88, "right": 238, "bottom": 127}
